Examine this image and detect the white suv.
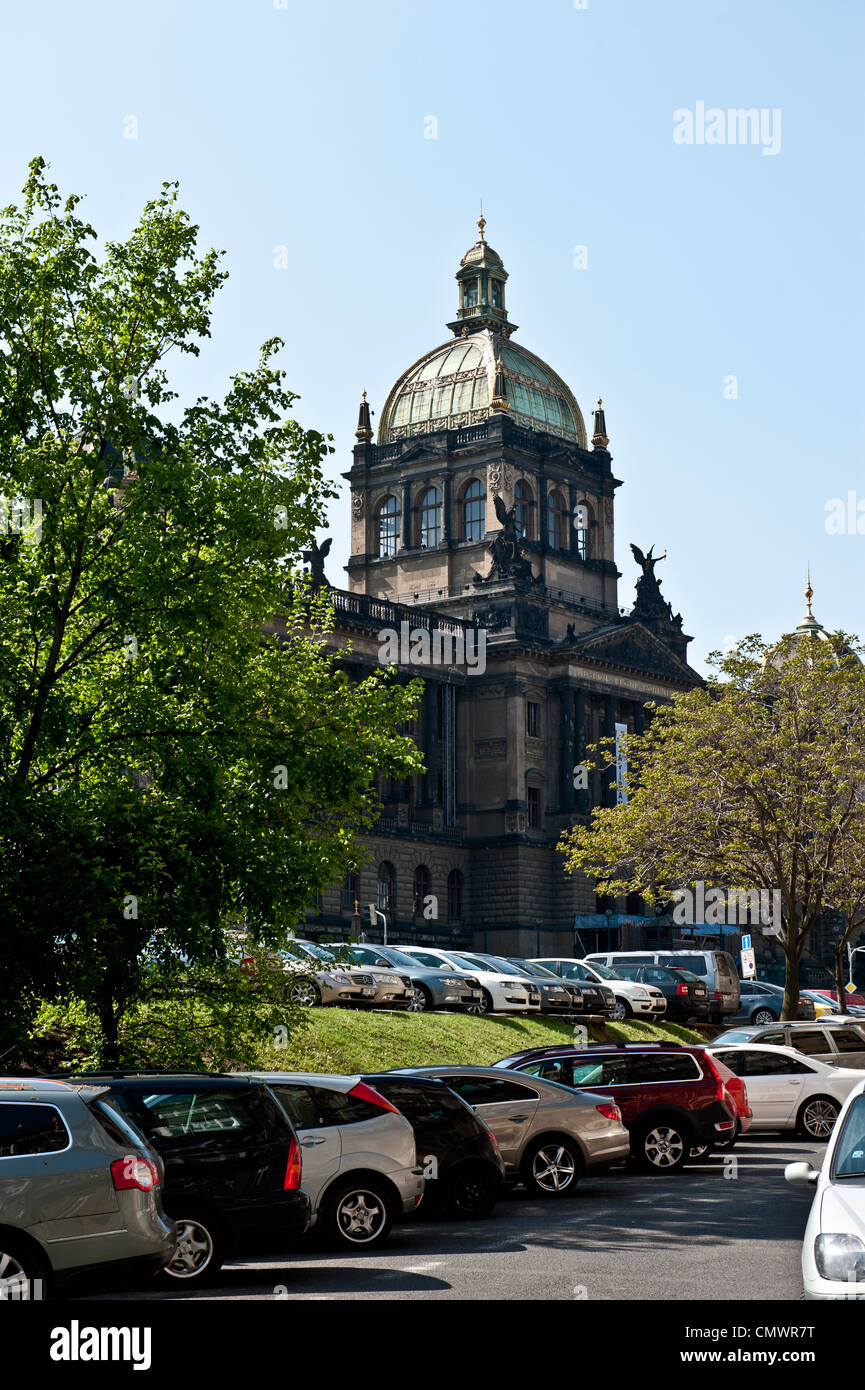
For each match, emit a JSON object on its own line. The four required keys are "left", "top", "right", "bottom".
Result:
{"left": 395, "top": 946, "right": 542, "bottom": 1015}
{"left": 245, "top": 1073, "right": 424, "bottom": 1249}
{"left": 530, "top": 958, "right": 667, "bottom": 1022}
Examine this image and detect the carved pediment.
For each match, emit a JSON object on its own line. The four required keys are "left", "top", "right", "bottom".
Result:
{"left": 570, "top": 621, "right": 698, "bottom": 683}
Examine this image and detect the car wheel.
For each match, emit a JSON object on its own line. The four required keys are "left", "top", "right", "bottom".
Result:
{"left": 635, "top": 1120, "right": 689, "bottom": 1173}
{"left": 797, "top": 1095, "right": 840, "bottom": 1141}
{"left": 407, "top": 984, "right": 432, "bottom": 1013}
{"left": 467, "top": 988, "right": 493, "bottom": 1017}
{"left": 521, "top": 1138, "right": 582, "bottom": 1197}
{"left": 612, "top": 997, "right": 631, "bottom": 1021}
{"left": 289, "top": 979, "right": 321, "bottom": 1007}
{"left": 688, "top": 1143, "right": 713, "bottom": 1161}
{"left": 0, "top": 1239, "right": 47, "bottom": 1300}
{"left": 444, "top": 1164, "right": 501, "bottom": 1219}
{"left": 159, "top": 1212, "right": 224, "bottom": 1286}
{"left": 751, "top": 1008, "right": 776, "bottom": 1025}
{"left": 323, "top": 1179, "right": 393, "bottom": 1249}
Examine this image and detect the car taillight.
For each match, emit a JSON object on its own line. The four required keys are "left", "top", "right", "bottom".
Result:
{"left": 111, "top": 1156, "right": 159, "bottom": 1192}
{"left": 713, "top": 991, "right": 722, "bottom": 1000}
{"left": 676, "top": 983, "right": 689, "bottom": 996}
{"left": 349, "top": 1081, "right": 400, "bottom": 1114}
{"left": 283, "top": 1136, "right": 302, "bottom": 1190}
{"left": 595, "top": 1103, "right": 622, "bottom": 1123}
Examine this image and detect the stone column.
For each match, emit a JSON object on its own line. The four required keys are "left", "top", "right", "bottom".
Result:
{"left": 401, "top": 479, "right": 412, "bottom": 550}
{"left": 442, "top": 472, "right": 452, "bottom": 545}
{"left": 561, "top": 687, "right": 575, "bottom": 812}
{"left": 423, "top": 679, "right": 440, "bottom": 806}
{"left": 574, "top": 688, "right": 588, "bottom": 815}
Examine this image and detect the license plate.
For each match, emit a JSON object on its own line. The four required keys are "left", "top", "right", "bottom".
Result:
{"left": 361, "top": 987, "right": 376, "bottom": 996}
{"left": 695, "top": 989, "right": 706, "bottom": 997}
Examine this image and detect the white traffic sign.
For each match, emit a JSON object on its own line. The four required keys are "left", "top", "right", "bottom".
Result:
{"left": 741, "top": 947, "right": 756, "bottom": 979}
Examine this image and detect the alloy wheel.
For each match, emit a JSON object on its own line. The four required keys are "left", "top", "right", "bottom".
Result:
{"left": 290, "top": 980, "right": 319, "bottom": 1007}
{"left": 531, "top": 1144, "right": 577, "bottom": 1193}
{"left": 642, "top": 1126, "right": 685, "bottom": 1170}
{"left": 335, "top": 1189, "right": 388, "bottom": 1244}
{"left": 752, "top": 1008, "right": 776, "bottom": 1025}
{"left": 0, "top": 1251, "right": 31, "bottom": 1300}
{"left": 611, "top": 999, "right": 628, "bottom": 1022}
{"left": 165, "top": 1219, "right": 215, "bottom": 1279}
{"left": 801, "top": 1098, "right": 839, "bottom": 1140}
{"left": 407, "top": 988, "right": 428, "bottom": 1013}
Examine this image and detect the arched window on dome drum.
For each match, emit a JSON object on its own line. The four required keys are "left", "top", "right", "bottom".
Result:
{"left": 491, "top": 280, "right": 503, "bottom": 308}
{"left": 377, "top": 861, "right": 396, "bottom": 917}
{"left": 377, "top": 495, "right": 400, "bottom": 558}
{"left": 463, "top": 479, "right": 486, "bottom": 542}
{"left": 515, "top": 480, "right": 533, "bottom": 540}
{"left": 419, "top": 487, "right": 442, "bottom": 548}
{"left": 574, "top": 501, "right": 591, "bottom": 560}
{"left": 413, "top": 865, "right": 432, "bottom": 915}
{"left": 547, "top": 490, "right": 567, "bottom": 549}
{"left": 447, "top": 869, "right": 464, "bottom": 924}
{"left": 463, "top": 279, "right": 478, "bottom": 309}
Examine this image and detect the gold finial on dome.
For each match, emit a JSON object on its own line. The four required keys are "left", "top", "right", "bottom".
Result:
{"left": 805, "top": 565, "right": 814, "bottom": 617}
{"left": 477, "top": 200, "right": 486, "bottom": 243}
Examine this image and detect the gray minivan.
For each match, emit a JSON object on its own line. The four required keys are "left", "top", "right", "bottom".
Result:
{"left": 0, "top": 1079, "right": 176, "bottom": 1297}
{"left": 585, "top": 949, "right": 740, "bottom": 1021}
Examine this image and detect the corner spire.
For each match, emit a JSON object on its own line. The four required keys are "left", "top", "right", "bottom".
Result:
{"left": 355, "top": 389, "right": 373, "bottom": 442}
{"left": 591, "top": 396, "right": 609, "bottom": 450}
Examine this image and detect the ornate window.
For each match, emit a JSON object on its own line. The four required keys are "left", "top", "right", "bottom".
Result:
{"left": 515, "top": 479, "right": 533, "bottom": 539}
{"left": 413, "top": 865, "right": 432, "bottom": 915}
{"left": 447, "top": 869, "right": 464, "bottom": 923}
{"left": 527, "top": 786, "right": 541, "bottom": 828}
{"left": 463, "top": 478, "right": 486, "bottom": 542}
{"left": 376, "top": 861, "right": 396, "bottom": 916}
{"left": 340, "top": 871, "right": 360, "bottom": 913}
{"left": 419, "top": 487, "right": 442, "bottom": 548}
{"left": 491, "top": 279, "right": 503, "bottom": 308}
{"left": 377, "top": 495, "right": 401, "bottom": 558}
{"left": 547, "top": 489, "right": 567, "bottom": 549}
{"left": 464, "top": 279, "right": 478, "bottom": 308}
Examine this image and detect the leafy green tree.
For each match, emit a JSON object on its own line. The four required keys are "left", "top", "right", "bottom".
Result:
{"left": 0, "top": 159, "right": 421, "bottom": 1063}
{"left": 559, "top": 634, "right": 865, "bottom": 1020}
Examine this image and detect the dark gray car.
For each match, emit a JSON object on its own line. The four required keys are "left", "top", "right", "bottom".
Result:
{"left": 329, "top": 943, "right": 484, "bottom": 1013}
{"left": 0, "top": 1079, "right": 176, "bottom": 1297}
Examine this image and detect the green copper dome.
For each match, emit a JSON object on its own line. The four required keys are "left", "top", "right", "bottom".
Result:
{"left": 377, "top": 223, "right": 586, "bottom": 447}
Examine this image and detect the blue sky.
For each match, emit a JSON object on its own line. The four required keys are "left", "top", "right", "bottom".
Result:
{"left": 2, "top": 0, "right": 862, "bottom": 670}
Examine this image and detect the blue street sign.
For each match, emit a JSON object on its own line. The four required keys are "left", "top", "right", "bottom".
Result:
{"left": 741, "top": 933, "right": 752, "bottom": 950}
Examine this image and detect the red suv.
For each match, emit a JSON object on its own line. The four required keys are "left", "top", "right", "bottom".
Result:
{"left": 494, "top": 1043, "right": 749, "bottom": 1173}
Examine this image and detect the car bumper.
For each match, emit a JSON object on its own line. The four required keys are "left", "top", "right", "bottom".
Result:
{"left": 583, "top": 1130, "right": 632, "bottom": 1171}
{"left": 396, "top": 1166, "right": 426, "bottom": 1217}
{"left": 222, "top": 1190, "right": 313, "bottom": 1253}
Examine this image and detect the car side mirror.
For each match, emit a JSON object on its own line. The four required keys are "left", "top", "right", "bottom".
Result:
{"left": 375, "top": 958, "right": 389, "bottom": 967}
{"left": 784, "top": 1160, "right": 819, "bottom": 1188}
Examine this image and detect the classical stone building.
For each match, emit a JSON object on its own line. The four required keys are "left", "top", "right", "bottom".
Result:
{"left": 296, "top": 220, "right": 703, "bottom": 957}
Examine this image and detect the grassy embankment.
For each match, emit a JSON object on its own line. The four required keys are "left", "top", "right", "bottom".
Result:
{"left": 263, "top": 1009, "right": 704, "bottom": 1074}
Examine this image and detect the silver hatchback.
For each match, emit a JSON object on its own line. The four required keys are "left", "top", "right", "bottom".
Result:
{"left": 0, "top": 1079, "right": 176, "bottom": 1297}
{"left": 395, "top": 1065, "right": 630, "bottom": 1196}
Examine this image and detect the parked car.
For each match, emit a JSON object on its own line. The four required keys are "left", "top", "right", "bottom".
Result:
{"left": 59, "top": 1073, "right": 311, "bottom": 1285}
{"left": 802, "top": 990, "right": 843, "bottom": 1018}
{"left": 811, "top": 987, "right": 865, "bottom": 1008}
{"left": 394, "top": 945, "right": 542, "bottom": 1015}
{"left": 273, "top": 938, "right": 385, "bottom": 1008}
{"left": 607, "top": 963, "right": 710, "bottom": 1022}
{"left": 282, "top": 939, "right": 415, "bottom": 1010}
{"left": 245, "top": 1072, "right": 424, "bottom": 1249}
{"left": 529, "top": 957, "right": 666, "bottom": 1021}
{"left": 393, "top": 1065, "right": 629, "bottom": 1196}
{"left": 506, "top": 958, "right": 618, "bottom": 1017}
{"left": 328, "top": 943, "right": 483, "bottom": 1014}
{"left": 0, "top": 1078, "right": 176, "bottom": 1297}
{"left": 706, "top": 1042, "right": 865, "bottom": 1140}
{"left": 586, "top": 949, "right": 740, "bottom": 1021}
{"left": 360, "top": 1073, "right": 505, "bottom": 1216}
{"left": 729, "top": 980, "right": 816, "bottom": 1024}
{"left": 786, "top": 1079, "right": 865, "bottom": 1298}
{"left": 493, "top": 1042, "right": 744, "bottom": 1172}
{"left": 712, "top": 1020, "right": 865, "bottom": 1070}
{"left": 455, "top": 952, "right": 588, "bottom": 1016}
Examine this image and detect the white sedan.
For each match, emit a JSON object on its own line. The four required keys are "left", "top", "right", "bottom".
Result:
{"left": 707, "top": 1042, "right": 865, "bottom": 1140}
{"left": 786, "top": 1079, "right": 865, "bottom": 1298}
{"left": 395, "top": 945, "right": 541, "bottom": 1015}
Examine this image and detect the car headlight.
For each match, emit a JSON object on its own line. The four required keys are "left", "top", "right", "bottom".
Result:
{"left": 327, "top": 972, "right": 355, "bottom": 985}
{"left": 376, "top": 973, "right": 401, "bottom": 985}
{"left": 498, "top": 979, "right": 521, "bottom": 988}
{"left": 632, "top": 987, "right": 650, "bottom": 999}
{"left": 815, "top": 1233, "right": 865, "bottom": 1282}
{"left": 443, "top": 977, "right": 463, "bottom": 986}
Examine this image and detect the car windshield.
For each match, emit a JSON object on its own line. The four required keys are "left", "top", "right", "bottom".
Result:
{"left": 712, "top": 1029, "right": 753, "bottom": 1044}
{"left": 366, "top": 946, "right": 420, "bottom": 970}
{"left": 833, "top": 1094, "right": 865, "bottom": 1178}
{"left": 482, "top": 956, "right": 528, "bottom": 975}
{"left": 448, "top": 954, "right": 491, "bottom": 973}
{"left": 511, "top": 959, "right": 559, "bottom": 980}
{"left": 669, "top": 968, "right": 702, "bottom": 982}
{"left": 586, "top": 962, "right": 621, "bottom": 980}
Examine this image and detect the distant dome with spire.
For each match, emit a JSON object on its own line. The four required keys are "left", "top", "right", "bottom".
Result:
{"left": 765, "top": 573, "right": 861, "bottom": 670}
{"left": 376, "top": 217, "right": 588, "bottom": 448}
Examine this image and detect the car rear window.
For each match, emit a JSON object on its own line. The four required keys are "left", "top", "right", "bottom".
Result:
{"left": 270, "top": 1084, "right": 319, "bottom": 1130}
{"left": 444, "top": 1076, "right": 539, "bottom": 1105}
{"left": 88, "top": 1097, "right": 152, "bottom": 1152}
{"left": 369, "top": 1081, "right": 468, "bottom": 1123}
{"left": 662, "top": 955, "right": 707, "bottom": 976}
{"left": 310, "top": 1087, "right": 384, "bottom": 1126}
{"left": 137, "top": 1089, "right": 259, "bottom": 1139}
{"left": 0, "top": 1101, "right": 70, "bottom": 1157}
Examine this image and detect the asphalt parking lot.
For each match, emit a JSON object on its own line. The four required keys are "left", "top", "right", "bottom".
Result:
{"left": 77, "top": 1132, "right": 821, "bottom": 1302}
